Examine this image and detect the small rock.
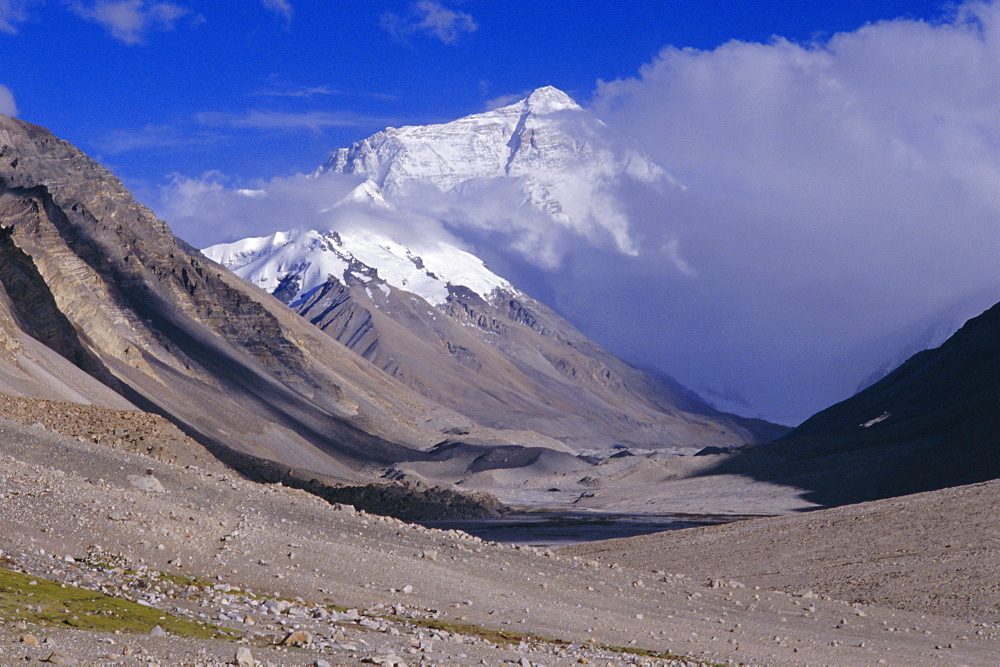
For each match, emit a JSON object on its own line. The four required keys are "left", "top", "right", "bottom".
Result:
{"left": 20, "top": 634, "right": 39, "bottom": 646}
{"left": 363, "top": 655, "right": 407, "bottom": 666}
{"left": 148, "top": 625, "right": 166, "bottom": 637}
{"left": 421, "top": 549, "right": 438, "bottom": 561}
{"left": 314, "top": 660, "right": 332, "bottom": 667}
{"left": 42, "top": 652, "right": 78, "bottom": 665}
{"left": 235, "top": 646, "right": 255, "bottom": 667}
{"left": 401, "top": 584, "right": 413, "bottom": 595}
{"left": 279, "top": 630, "right": 312, "bottom": 647}
{"left": 127, "top": 474, "right": 165, "bottom": 493}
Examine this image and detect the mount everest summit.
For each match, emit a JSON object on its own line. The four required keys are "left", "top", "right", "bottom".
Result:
{"left": 318, "top": 86, "right": 671, "bottom": 263}
{"left": 205, "top": 87, "right": 782, "bottom": 453}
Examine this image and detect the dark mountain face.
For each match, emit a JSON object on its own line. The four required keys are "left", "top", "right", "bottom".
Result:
{"left": 712, "top": 300, "right": 1000, "bottom": 506}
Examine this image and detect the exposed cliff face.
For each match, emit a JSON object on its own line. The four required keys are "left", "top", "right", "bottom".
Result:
{"left": 0, "top": 114, "right": 501, "bottom": 481}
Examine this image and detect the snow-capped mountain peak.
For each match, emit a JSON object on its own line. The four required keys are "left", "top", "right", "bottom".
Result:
{"left": 521, "top": 85, "right": 581, "bottom": 114}
{"left": 203, "top": 227, "right": 512, "bottom": 309}
{"left": 316, "top": 86, "right": 671, "bottom": 259}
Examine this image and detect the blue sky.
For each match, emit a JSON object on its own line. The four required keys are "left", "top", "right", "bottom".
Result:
{"left": 8, "top": 0, "right": 1000, "bottom": 425}
{"left": 3, "top": 1, "right": 951, "bottom": 188}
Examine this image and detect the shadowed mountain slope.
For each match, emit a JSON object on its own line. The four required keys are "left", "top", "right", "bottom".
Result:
{"left": 709, "top": 299, "right": 1000, "bottom": 505}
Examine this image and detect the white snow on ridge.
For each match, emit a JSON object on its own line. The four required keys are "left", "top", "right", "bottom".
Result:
{"left": 203, "top": 225, "right": 512, "bottom": 308}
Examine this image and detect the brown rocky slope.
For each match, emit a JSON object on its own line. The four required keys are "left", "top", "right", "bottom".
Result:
{"left": 0, "top": 113, "right": 590, "bottom": 485}
{"left": 0, "top": 113, "right": 781, "bottom": 499}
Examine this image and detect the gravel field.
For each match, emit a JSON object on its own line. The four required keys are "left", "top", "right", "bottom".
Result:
{"left": 0, "top": 414, "right": 997, "bottom": 665}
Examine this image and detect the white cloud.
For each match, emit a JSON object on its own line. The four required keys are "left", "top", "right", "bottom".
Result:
{"left": 0, "top": 84, "right": 17, "bottom": 116}
{"left": 155, "top": 170, "right": 465, "bottom": 252}
{"left": 260, "top": 0, "right": 290, "bottom": 23}
{"left": 381, "top": 0, "right": 477, "bottom": 45}
{"left": 565, "top": 0, "right": 1000, "bottom": 422}
{"left": 0, "top": 0, "right": 38, "bottom": 34}
{"left": 70, "top": 0, "right": 188, "bottom": 44}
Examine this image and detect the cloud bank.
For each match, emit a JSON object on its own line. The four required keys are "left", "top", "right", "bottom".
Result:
{"left": 0, "top": 84, "right": 16, "bottom": 116}
{"left": 156, "top": 171, "right": 468, "bottom": 253}
{"left": 576, "top": 1, "right": 1000, "bottom": 422}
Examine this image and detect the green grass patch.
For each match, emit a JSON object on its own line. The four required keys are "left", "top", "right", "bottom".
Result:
{"left": 153, "top": 570, "right": 214, "bottom": 591}
{"left": 0, "top": 568, "right": 240, "bottom": 639}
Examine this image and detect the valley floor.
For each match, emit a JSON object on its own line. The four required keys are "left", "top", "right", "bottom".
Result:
{"left": 0, "top": 416, "right": 997, "bottom": 665}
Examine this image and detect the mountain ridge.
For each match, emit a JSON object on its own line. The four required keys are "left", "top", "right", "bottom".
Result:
{"left": 708, "top": 298, "right": 1000, "bottom": 506}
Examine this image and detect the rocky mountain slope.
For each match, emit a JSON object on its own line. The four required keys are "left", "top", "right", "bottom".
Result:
{"left": 205, "top": 223, "right": 781, "bottom": 454}
{"left": 0, "top": 113, "right": 538, "bottom": 485}
{"left": 710, "top": 298, "right": 1000, "bottom": 505}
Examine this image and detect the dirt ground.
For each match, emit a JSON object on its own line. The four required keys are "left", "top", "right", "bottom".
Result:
{"left": 0, "top": 414, "right": 997, "bottom": 665}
